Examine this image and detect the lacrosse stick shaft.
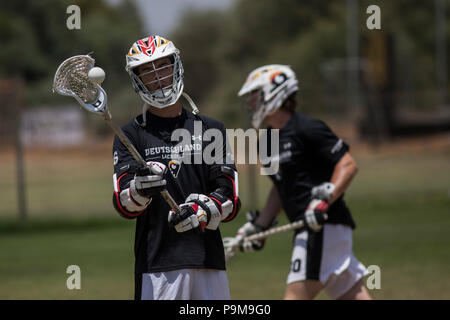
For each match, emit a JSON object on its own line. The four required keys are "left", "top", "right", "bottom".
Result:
{"left": 241, "top": 212, "right": 328, "bottom": 242}
{"left": 104, "top": 114, "right": 181, "bottom": 214}
{"left": 244, "top": 219, "right": 305, "bottom": 242}
{"left": 224, "top": 214, "right": 326, "bottom": 262}
{"left": 223, "top": 219, "right": 305, "bottom": 263}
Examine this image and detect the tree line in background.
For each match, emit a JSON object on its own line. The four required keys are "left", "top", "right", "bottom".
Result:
{"left": 0, "top": 0, "right": 447, "bottom": 131}
{"left": 172, "top": 0, "right": 449, "bottom": 128}
{"left": 0, "top": 0, "right": 145, "bottom": 134}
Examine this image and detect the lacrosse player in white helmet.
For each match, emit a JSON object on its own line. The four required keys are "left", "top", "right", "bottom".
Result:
{"left": 112, "top": 35, "right": 241, "bottom": 300}
{"left": 236, "top": 64, "right": 371, "bottom": 300}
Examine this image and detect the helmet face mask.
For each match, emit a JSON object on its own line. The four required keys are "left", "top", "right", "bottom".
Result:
{"left": 243, "top": 90, "right": 264, "bottom": 112}
{"left": 126, "top": 35, "right": 184, "bottom": 108}
{"left": 242, "top": 89, "right": 264, "bottom": 125}
{"left": 238, "top": 65, "right": 299, "bottom": 128}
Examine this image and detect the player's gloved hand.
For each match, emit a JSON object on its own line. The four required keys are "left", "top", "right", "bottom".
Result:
{"left": 304, "top": 199, "right": 329, "bottom": 232}
{"left": 236, "top": 210, "right": 277, "bottom": 252}
{"left": 133, "top": 161, "right": 167, "bottom": 198}
{"left": 168, "top": 194, "right": 221, "bottom": 233}
{"left": 311, "top": 182, "right": 335, "bottom": 202}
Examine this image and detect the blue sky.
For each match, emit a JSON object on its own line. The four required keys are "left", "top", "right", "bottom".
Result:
{"left": 132, "top": 0, "right": 234, "bottom": 35}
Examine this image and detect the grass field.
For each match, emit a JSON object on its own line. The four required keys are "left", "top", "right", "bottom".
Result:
{"left": 0, "top": 136, "right": 449, "bottom": 299}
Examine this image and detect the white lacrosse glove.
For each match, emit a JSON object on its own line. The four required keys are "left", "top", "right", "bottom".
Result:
{"left": 118, "top": 161, "right": 166, "bottom": 213}
{"left": 304, "top": 199, "right": 329, "bottom": 232}
{"left": 237, "top": 223, "right": 264, "bottom": 252}
{"left": 236, "top": 210, "right": 276, "bottom": 252}
{"left": 133, "top": 162, "right": 167, "bottom": 198}
{"left": 168, "top": 194, "right": 221, "bottom": 233}
{"left": 311, "top": 182, "right": 335, "bottom": 202}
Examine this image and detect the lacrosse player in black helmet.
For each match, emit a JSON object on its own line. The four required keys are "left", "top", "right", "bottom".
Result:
{"left": 112, "top": 35, "right": 240, "bottom": 300}
{"left": 236, "top": 64, "right": 371, "bottom": 300}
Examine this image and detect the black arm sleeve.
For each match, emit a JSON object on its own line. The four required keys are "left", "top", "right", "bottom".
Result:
{"left": 204, "top": 120, "right": 241, "bottom": 222}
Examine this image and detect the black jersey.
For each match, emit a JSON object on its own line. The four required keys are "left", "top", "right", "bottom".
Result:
{"left": 263, "top": 112, "right": 356, "bottom": 231}
{"left": 112, "top": 108, "right": 238, "bottom": 274}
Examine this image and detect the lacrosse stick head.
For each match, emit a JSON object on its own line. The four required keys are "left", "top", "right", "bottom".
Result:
{"left": 53, "top": 55, "right": 108, "bottom": 116}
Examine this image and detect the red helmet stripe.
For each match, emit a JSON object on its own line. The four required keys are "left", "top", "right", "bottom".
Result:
{"left": 137, "top": 36, "right": 157, "bottom": 56}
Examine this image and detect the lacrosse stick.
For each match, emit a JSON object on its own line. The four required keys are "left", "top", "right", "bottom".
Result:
{"left": 223, "top": 213, "right": 327, "bottom": 262}
{"left": 52, "top": 54, "right": 181, "bottom": 215}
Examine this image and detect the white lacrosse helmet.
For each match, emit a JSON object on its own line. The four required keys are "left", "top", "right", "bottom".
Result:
{"left": 238, "top": 64, "right": 299, "bottom": 128}
{"left": 125, "top": 35, "right": 184, "bottom": 108}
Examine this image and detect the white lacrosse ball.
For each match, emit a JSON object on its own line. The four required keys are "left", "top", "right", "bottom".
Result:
{"left": 88, "top": 67, "right": 105, "bottom": 84}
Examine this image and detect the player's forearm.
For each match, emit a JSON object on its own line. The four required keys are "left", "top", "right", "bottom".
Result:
{"left": 209, "top": 174, "right": 240, "bottom": 223}
{"left": 329, "top": 152, "right": 358, "bottom": 204}
{"left": 256, "top": 185, "right": 283, "bottom": 228}
{"left": 112, "top": 172, "right": 149, "bottom": 219}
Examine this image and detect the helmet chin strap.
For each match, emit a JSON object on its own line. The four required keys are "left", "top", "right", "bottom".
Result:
{"left": 141, "top": 92, "right": 200, "bottom": 126}
{"left": 182, "top": 92, "right": 199, "bottom": 115}
{"left": 142, "top": 103, "right": 150, "bottom": 126}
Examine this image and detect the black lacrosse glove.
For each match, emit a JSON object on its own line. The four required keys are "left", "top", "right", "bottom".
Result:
{"left": 133, "top": 162, "right": 167, "bottom": 197}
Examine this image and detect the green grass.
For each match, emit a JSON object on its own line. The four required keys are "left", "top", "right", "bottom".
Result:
{"left": 0, "top": 217, "right": 135, "bottom": 299}
{"left": 225, "top": 192, "right": 450, "bottom": 299}
{"left": 0, "top": 147, "right": 449, "bottom": 299}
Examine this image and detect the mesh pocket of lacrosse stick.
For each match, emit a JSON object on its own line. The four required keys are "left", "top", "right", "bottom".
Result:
{"left": 53, "top": 55, "right": 97, "bottom": 101}
{"left": 53, "top": 54, "right": 107, "bottom": 115}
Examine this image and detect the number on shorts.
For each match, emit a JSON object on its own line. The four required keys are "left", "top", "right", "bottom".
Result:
{"left": 291, "top": 259, "right": 301, "bottom": 273}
